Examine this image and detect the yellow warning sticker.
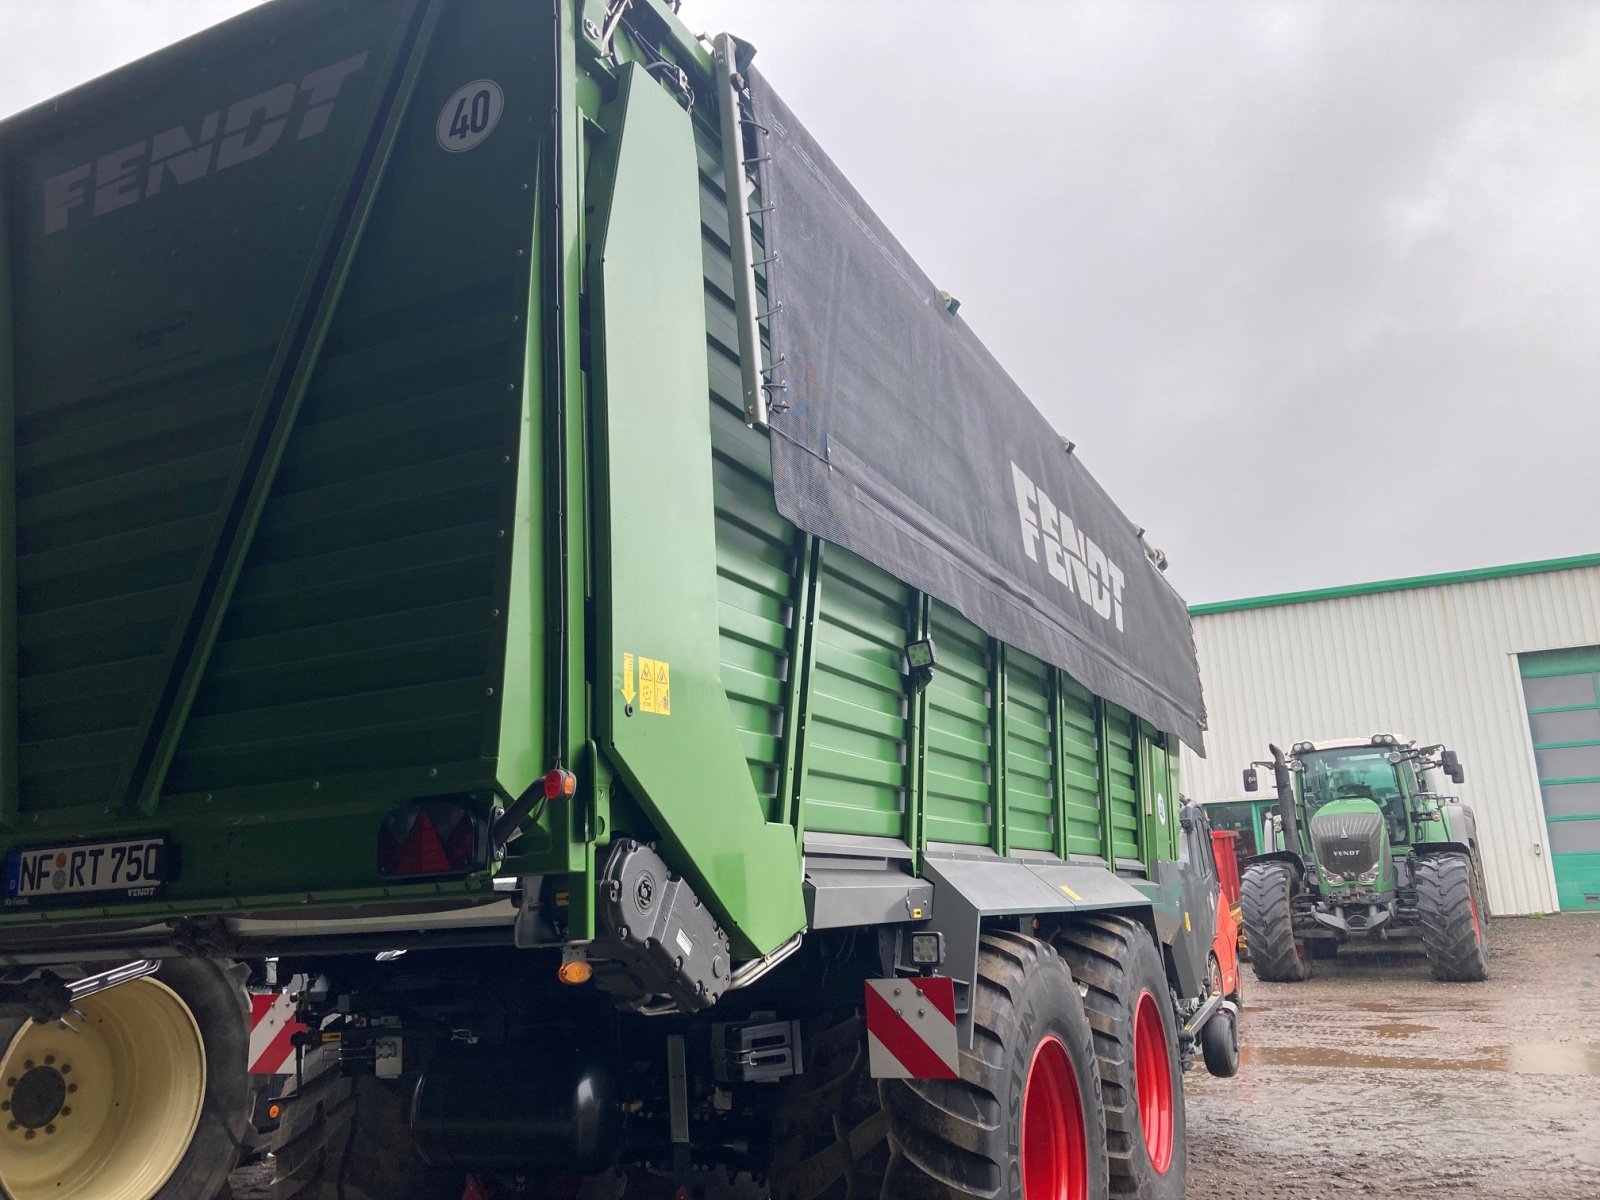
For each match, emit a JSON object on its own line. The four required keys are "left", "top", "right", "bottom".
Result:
{"left": 621, "top": 653, "right": 636, "bottom": 705}
{"left": 637, "top": 656, "right": 671, "bottom": 715}
{"left": 1057, "top": 883, "right": 1083, "bottom": 902}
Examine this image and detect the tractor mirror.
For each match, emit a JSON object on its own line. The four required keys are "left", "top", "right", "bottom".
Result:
{"left": 1441, "top": 749, "right": 1464, "bottom": 784}
{"left": 1243, "top": 767, "right": 1259, "bottom": 793}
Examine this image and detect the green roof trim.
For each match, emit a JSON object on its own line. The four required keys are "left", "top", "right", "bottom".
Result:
{"left": 1190, "top": 552, "right": 1600, "bottom": 617}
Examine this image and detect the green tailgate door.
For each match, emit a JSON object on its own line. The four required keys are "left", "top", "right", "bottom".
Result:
{"left": 1520, "top": 647, "right": 1600, "bottom": 911}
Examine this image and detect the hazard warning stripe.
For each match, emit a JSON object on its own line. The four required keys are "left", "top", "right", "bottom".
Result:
{"left": 864, "top": 981, "right": 959, "bottom": 1080}
{"left": 249, "top": 991, "right": 304, "bottom": 1076}
{"left": 909, "top": 975, "right": 956, "bottom": 1023}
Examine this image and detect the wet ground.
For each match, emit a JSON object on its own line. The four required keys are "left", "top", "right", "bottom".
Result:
{"left": 1186, "top": 912, "right": 1600, "bottom": 1199}
{"left": 230, "top": 914, "right": 1600, "bottom": 1199}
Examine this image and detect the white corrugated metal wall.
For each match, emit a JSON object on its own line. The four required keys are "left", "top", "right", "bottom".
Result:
{"left": 1180, "top": 564, "right": 1600, "bottom": 915}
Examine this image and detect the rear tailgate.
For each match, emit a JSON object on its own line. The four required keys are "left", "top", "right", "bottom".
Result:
{"left": 0, "top": 0, "right": 550, "bottom": 926}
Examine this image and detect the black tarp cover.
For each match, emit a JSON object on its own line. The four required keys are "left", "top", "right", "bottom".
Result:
{"left": 750, "top": 73, "right": 1206, "bottom": 752}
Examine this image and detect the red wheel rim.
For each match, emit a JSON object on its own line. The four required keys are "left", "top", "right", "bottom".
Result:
{"left": 1134, "top": 991, "right": 1176, "bottom": 1174}
{"left": 1022, "top": 1034, "right": 1089, "bottom": 1200}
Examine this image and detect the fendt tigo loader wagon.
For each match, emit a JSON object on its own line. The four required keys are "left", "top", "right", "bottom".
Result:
{"left": 0, "top": 4, "right": 1229, "bottom": 1198}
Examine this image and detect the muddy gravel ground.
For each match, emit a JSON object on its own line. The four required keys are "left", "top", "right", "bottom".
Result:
{"left": 1187, "top": 912, "right": 1600, "bottom": 1199}
{"left": 230, "top": 914, "right": 1600, "bottom": 1199}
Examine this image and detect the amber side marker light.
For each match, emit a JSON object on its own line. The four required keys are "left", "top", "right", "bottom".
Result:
{"left": 557, "top": 959, "right": 593, "bottom": 985}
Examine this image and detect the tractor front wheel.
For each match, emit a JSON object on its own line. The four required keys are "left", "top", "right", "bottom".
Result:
{"left": 882, "top": 931, "right": 1109, "bottom": 1200}
{"left": 1416, "top": 853, "right": 1489, "bottom": 982}
{"left": 1240, "top": 863, "right": 1311, "bottom": 983}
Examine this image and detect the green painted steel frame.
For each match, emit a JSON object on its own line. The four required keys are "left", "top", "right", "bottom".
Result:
{"left": 114, "top": 0, "right": 443, "bottom": 814}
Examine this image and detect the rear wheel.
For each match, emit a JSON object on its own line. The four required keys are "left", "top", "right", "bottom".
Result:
{"left": 271, "top": 1066, "right": 463, "bottom": 1200}
{"left": 1415, "top": 853, "right": 1489, "bottom": 982}
{"left": 1054, "top": 916, "right": 1185, "bottom": 1200}
{"left": 766, "top": 1011, "right": 888, "bottom": 1200}
{"left": 1240, "top": 863, "right": 1311, "bottom": 983}
{"left": 882, "top": 931, "right": 1108, "bottom": 1200}
{"left": 0, "top": 958, "right": 251, "bottom": 1200}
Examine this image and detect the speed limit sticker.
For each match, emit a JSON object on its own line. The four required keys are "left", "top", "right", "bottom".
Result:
{"left": 437, "top": 80, "right": 504, "bottom": 153}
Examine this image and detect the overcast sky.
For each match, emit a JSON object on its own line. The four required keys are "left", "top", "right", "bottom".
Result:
{"left": 5, "top": 1, "right": 1597, "bottom": 603}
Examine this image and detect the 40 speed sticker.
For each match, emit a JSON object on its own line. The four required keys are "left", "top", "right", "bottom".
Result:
{"left": 437, "top": 79, "right": 504, "bottom": 153}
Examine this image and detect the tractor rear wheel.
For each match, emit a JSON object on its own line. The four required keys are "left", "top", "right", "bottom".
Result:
{"left": 1415, "top": 853, "right": 1489, "bottom": 983}
{"left": 0, "top": 958, "right": 252, "bottom": 1200}
{"left": 881, "top": 931, "right": 1108, "bottom": 1200}
{"left": 1240, "top": 863, "right": 1311, "bottom": 983}
{"left": 1054, "top": 915, "right": 1186, "bottom": 1200}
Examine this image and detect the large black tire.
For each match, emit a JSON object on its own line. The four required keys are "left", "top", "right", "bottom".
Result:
{"left": 882, "top": 931, "right": 1109, "bottom": 1200}
{"left": 1415, "top": 853, "right": 1490, "bottom": 982}
{"left": 766, "top": 1012, "right": 888, "bottom": 1200}
{"left": 271, "top": 1065, "right": 463, "bottom": 1200}
{"left": 1054, "top": 916, "right": 1186, "bottom": 1200}
{"left": 0, "top": 957, "right": 251, "bottom": 1200}
{"left": 1240, "top": 863, "right": 1311, "bottom": 983}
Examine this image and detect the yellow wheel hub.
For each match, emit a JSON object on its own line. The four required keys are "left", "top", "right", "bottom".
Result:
{"left": 0, "top": 978, "right": 205, "bottom": 1200}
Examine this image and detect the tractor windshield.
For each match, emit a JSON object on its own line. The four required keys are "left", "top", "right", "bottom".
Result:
{"left": 1297, "top": 749, "right": 1405, "bottom": 822}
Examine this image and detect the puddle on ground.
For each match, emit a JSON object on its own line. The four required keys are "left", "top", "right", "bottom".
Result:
{"left": 1364, "top": 1021, "right": 1436, "bottom": 1039}
{"left": 1241, "top": 1042, "right": 1600, "bottom": 1076}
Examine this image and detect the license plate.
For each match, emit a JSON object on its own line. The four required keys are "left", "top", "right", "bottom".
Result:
{"left": 4, "top": 837, "right": 169, "bottom": 903}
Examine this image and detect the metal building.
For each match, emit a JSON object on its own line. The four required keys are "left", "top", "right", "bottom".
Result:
{"left": 1181, "top": 554, "right": 1600, "bottom": 916}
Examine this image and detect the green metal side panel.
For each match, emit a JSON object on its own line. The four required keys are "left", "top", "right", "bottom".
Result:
{"left": 1104, "top": 701, "right": 1142, "bottom": 863}
{"left": 801, "top": 547, "right": 910, "bottom": 840}
{"left": 590, "top": 64, "right": 803, "bottom": 956}
{"left": 1519, "top": 646, "right": 1600, "bottom": 910}
{"left": 3, "top": 2, "right": 416, "bottom": 822}
{"left": 924, "top": 603, "right": 993, "bottom": 847}
{"left": 1137, "top": 726, "right": 1178, "bottom": 865}
{"left": 1058, "top": 674, "right": 1104, "bottom": 858}
{"left": 1004, "top": 650, "right": 1055, "bottom": 854}
{"left": 709, "top": 408, "right": 796, "bottom": 817}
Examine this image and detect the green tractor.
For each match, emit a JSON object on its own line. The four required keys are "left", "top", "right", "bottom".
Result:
{"left": 1239, "top": 735, "right": 1490, "bottom": 983}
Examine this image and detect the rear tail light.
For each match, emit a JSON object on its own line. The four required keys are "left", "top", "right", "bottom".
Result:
{"left": 377, "top": 802, "right": 487, "bottom": 879}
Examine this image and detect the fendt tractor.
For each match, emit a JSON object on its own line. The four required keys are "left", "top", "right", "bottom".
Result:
{"left": 1239, "top": 737, "right": 1491, "bottom": 983}
{"left": 0, "top": 3, "right": 1236, "bottom": 1198}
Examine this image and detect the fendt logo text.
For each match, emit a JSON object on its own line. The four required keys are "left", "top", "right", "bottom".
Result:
{"left": 1011, "top": 463, "right": 1128, "bottom": 632}
{"left": 42, "top": 52, "right": 369, "bottom": 235}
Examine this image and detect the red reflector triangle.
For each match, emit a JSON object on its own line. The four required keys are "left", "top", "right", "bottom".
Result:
{"left": 442, "top": 811, "right": 477, "bottom": 869}
{"left": 397, "top": 809, "right": 453, "bottom": 876}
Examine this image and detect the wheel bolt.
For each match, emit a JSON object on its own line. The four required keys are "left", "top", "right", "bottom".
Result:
{"left": 5, "top": 1078, "right": 14, "bottom": 1087}
{"left": 61, "top": 1107, "right": 71, "bottom": 1117}
{"left": 23, "top": 1130, "right": 33, "bottom": 1141}
{"left": 67, "top": 1084, "right": 77, "bottom": 1094}
{"left": 6, "top": 1121, "right": 14, "bottom": 1132}
{"left": 42, "top": 1056, "right": 53, "bottom": 1066}
{"left": 60, "top": 1065, "right": 71, "bottom": 1075}
{"left": 44, "top": 1124, "right": 54, "bottom": 1135}
{"left": 22, "top": 1062, "right": 31, "bottom": 1071}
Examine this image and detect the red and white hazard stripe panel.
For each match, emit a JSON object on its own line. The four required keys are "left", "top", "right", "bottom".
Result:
{"left": 249, "top": 990, "right": 307, "bottom": 1076}
{"left": 864, "top": 976, "right": 960, "bottom": 1080}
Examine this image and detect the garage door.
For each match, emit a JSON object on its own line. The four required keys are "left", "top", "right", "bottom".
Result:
{"left": 1519, "top": 647, "right": 1600, "bottom": 911}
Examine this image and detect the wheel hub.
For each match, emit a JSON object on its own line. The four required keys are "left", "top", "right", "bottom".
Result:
{"left": 10, "top": 1064, "right": 69, "bottom": 1131}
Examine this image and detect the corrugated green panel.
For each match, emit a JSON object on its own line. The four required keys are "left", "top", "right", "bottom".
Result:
{"left": 166, "top": 3, "right": 551, "bottom": 799}
{"left": 1104, "top": 701, "right": 1141, "bottom": 861}
{"left": 1058, "top": 673, "right": 1103, "bottom": 857}
{"left": 709, "top": 407, "right": 794, "bottom": 816}
{"left": 697, "top": 103, "right": 798, "bottom": 824}
{"left": 924, "top": 603, "right": 992, "bottom": 846}
{"left": 1004, "top": 649, "right": 1054, "bottom": 853}
{"left": 802, "top": 547, "right": 909, "bottom": 838}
